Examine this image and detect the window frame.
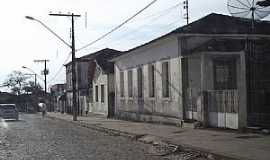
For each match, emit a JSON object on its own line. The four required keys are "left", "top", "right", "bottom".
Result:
{"left": 148, "top": 63, "right": 156, "bottom": 98}
{"left": 128, "top": 70, "right": 133, "bottom": 98}
{"left": 95, "top": 85, "right": 99, "bottom": 102}
{"left": 162, "top": 61, "right": 170, "bottom": 98}
{"left": 213, "top": 57, "right": 237, "bottom": 90}
{"left": 137, "top": 67, "right": 143, "bottom": 98}
{"left": 101, "top": 84, "right": 105, "bottom": 103}
{"left": 120, "top": 71, "right": 125, "bottom": 97}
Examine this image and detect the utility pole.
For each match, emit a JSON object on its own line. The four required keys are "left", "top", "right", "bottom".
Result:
{"left": 49, "top": 13, "right": 81, "bottom": 121}
{"left": 183, "top": 0, "right": 189, "bottom": 25}
{"left": 34, "top": 59, "right": 49, "bottom": 94}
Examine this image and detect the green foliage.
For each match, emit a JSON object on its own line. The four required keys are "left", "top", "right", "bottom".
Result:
{"left": 2, "top": 71, "right": 43, "bottom": 95}
{"left": 2, "top": 71, "right": 28, "bottom": 95}
{"left": 22, "top": 81, "right": 43, "bottom": 94}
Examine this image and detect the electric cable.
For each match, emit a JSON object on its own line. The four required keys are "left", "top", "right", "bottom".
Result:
{"left": 49, "top": 0, "right": 183, "bottom": 83}
{"left": 81, "top": 3, "right": 182, "bottom": 52}
{"left": 76, "top": 0, "right": 158, "bottom": 52}
{"left": 48, "top": 52, "right": 71, "bottom": 83}
{"left": 48, "top": 0, "right": 159, "bottom": 83}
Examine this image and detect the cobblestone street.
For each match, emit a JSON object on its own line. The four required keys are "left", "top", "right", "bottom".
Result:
{"left": 0, "top": 113, "right": 211, "bottom": 160}
{"left": 0, "top": 114, "right": 164, "bottom": 160}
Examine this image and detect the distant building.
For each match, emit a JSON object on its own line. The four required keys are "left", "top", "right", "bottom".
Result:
{"left": 111, "top": 13, "right": 270, "bottom": 129}
{"left": 65, "top": 48, "right": 122, "bottom": 116}
{"left": 50, "top": 84, "right": 66, "bottom": 113}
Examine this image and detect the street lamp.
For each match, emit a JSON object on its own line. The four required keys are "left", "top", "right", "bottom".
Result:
{"left": 25, "top": 16, "right": 71, "bottom": 48}
{"left": 25, "top": 14, "right": 80, "bottom": 121}
{"left": 25, "top": 16, "right": 35, "bottom": 20}
{"left": 22, "top": 66, "right": 40, "bottom": 113}
{"left": 22, "top": 66, "right": 38, "bottom": 88}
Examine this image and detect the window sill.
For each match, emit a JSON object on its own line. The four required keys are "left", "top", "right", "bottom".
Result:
{"left": 148, "top": 97, "right": 156, "bottom": 100}
{"left": 127, "top": 97, "right": 134, "bottom": 100}
{"left": 162, "top": 96, "right": 171, "bottom": 99}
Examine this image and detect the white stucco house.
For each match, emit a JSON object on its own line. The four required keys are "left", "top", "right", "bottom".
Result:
{"left": 65, "top": 48, "right": 122, "bottom": 116}
{"left": 89, "top": 49, "right": 122, "bottom": 117}
{"left": 111, "top": 13, "right": 270, "bottom": 129}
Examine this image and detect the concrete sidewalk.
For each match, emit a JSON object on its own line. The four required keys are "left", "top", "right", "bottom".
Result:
{"left": 47, "top": 112, "right": 270, "bottom": 160}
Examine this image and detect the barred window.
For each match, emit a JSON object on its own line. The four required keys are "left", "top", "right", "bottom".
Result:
{"left": 120, "top": 71, "right": 124, "bottom": 97}
{"left": 137, "top": 67, "right": 143, "bottom": 98}
{"left": 148, "top": 64, "right": 155, "bottom": 97}
{"left": 95, "top": 85, "right": 99, "bottom": 102}
{"left": 101, "top": 85, "right": 105, "bottom": 103}
{"left": 162, "top": 61, "right": 170, "bottom": 97}
{"left": 207, "top": 90, "right": 238, "bottom": 113}
{"left": 89, "top": 88, "right": 93, "bottom": 103}
{"left": 128, "top": 70, "right": 133, "bottom": 97}
{"left": 213, "top": 58, "right": 237, "bottom": 90}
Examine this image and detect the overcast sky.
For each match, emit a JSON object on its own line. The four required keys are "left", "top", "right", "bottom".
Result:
{"left": 0, "top": 0, "right": 269, "bottom": 92}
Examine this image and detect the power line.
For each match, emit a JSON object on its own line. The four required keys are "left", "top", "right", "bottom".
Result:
{"left": 48, "top": 31, "right": 87, "bottom": 84}
{"left": 82, "top": 3, "right": 182, "bottom": 52}
{"left": 48, "top": 52, "right": 71, "bottom": 83}
{"left": 48, "top": 26, "right": 88, "bottom": 84}
{"left": 48, "top": 0, "right": 159, "bottom": 82}
{"left": 108, "top": 18, "right": 182, "bottom": 49}
{"left": 76, "top": 0, "right": 158, "bottom": 52}
{"left": 49, "top": 0, "right": 181, "bottom": 83}
{"left": 133, "top": 2, "right": 182, "bottom": 22}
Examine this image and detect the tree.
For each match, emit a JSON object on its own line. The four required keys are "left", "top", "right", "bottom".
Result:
{"left": 2, "top": 71, "right": 29, "bottom": 95}
{"left": 22, "top": 81, "right": 43, "bottom": 94}
{"left": 2, "top": 71, "right": 44, "bottom": 95}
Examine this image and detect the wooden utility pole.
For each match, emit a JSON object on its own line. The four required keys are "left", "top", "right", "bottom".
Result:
{"left": 49, "top": 13, "right": 81, "bottom": 121}
{"left": 34, "top": 59, "right": 49, "bottom": 94}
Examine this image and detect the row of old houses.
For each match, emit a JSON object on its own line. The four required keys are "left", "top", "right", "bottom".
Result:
{"left": 50, "top": 13, "right": 270, "bottom": 130}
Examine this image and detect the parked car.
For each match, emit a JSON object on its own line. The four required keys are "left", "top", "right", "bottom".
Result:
{"left": 0, "top": 104, "right": 19, "bottom": 120}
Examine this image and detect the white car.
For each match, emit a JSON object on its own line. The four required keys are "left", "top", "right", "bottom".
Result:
{"left": 0, "top": 104, "right": 19, "bottom": 120}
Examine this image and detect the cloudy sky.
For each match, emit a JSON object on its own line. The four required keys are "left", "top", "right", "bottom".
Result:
{"left": 0, "top": 0, "right": 269, "bottom": 92}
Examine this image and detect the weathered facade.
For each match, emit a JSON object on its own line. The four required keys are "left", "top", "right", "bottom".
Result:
{"left": 65, "top": 57, "right": 94, "bottom": 115}
{"left": 89, "top": 49, "right": 122, "bottom": 116}
{"left": 112, "top": 13, "right": 270, "bottom": 129}
{"left": 91, "top": 63, "right": 115, "bottom": 116}
{"left": 113, "top": 35, "right": 183, "bottom": 124}
{"left": 65, "top": 48, "right": 122, "bottom": 116}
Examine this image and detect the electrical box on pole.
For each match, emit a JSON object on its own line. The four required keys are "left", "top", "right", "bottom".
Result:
{"left": 34, "top": 59, "right": 49, "bottom": 94}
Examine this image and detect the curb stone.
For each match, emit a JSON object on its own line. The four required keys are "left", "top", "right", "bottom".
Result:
{"left": 47, "top": 115, "right": 244, "bottom": 160}
{"left": 47, "top": 115, "right": 140, "bottom": 139}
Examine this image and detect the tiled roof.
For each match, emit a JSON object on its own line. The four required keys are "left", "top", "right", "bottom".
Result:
{"left": 65, "top": 48, "right": 123, "bottom": 67}
{"left": 94, "top": 49, "right": 123, "bottom": 73}
{"left": 121, "top": 13, "right": 270, "bottom": 56}
{"left": 173, "top": 13, "right": 270, "bottom": 35}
